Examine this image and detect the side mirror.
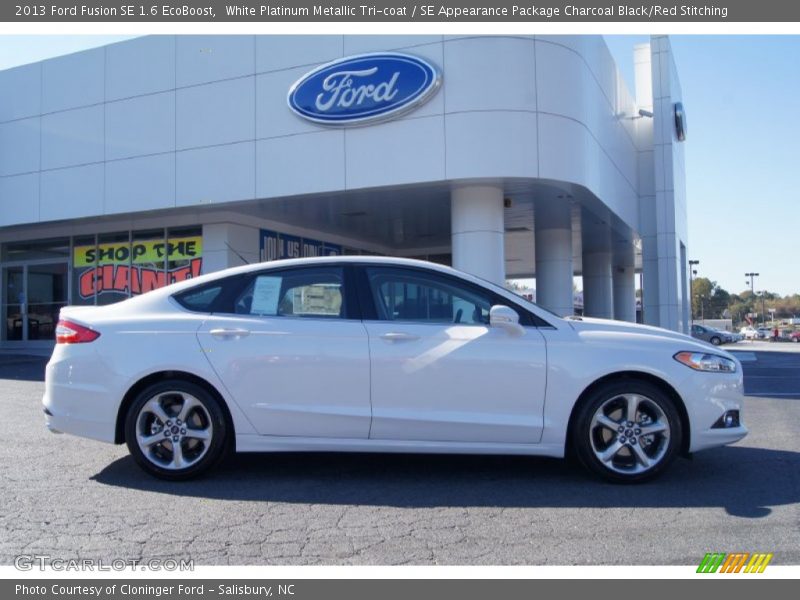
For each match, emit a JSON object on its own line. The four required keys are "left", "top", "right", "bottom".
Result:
{"left": 489, "top": 305, "right": 525, "bottom": 336}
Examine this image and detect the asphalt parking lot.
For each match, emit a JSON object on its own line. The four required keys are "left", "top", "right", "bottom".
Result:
{"left": 1, "top": 349, "right": 798, "bottom": 566}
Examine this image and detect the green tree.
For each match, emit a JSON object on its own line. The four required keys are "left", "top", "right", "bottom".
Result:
{"left": 691, "top": 277, "right": 731, "bottom": 320}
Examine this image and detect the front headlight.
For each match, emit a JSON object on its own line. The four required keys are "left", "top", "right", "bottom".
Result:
{"left": 674, "top": 351, "right": 737, "bottom": 373}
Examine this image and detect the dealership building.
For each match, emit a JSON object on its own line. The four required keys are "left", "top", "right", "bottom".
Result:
{"left": 0, "top": 34, "right": 689, "bottom": 349}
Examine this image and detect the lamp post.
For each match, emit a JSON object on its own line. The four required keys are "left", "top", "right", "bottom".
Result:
{"left": 699, "top": 294, "right": 706, "bottom": 323}
{"left": 689, "top": 259, "right": 700, "bottom": 323}
{"left": 745, "top": 272, "right": 759, "bottom": 295}
{"left": 745, "top": 272, "right": 759, "bottom": 326}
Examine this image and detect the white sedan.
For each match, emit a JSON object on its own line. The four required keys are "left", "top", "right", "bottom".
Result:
{"left": 44, "top": 257, "right": 747, "bottom": 483}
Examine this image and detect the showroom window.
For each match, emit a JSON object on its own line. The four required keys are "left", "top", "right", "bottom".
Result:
{"left": 1, "top": 238, "right": 70, "bottom": 342}
{"left": 70, "top": 226, "right": 203, "bottom": 306}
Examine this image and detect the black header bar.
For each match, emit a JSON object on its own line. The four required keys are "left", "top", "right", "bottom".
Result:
{"left": 3, "top": 1, "right": 800, "bottom": 22}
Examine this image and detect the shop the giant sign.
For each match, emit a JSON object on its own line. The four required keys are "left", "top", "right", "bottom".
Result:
{"left": 288, "top": 52, "right": 441, "bottom": 126}
{"left": 73, "top": 236, "right": 202, "bottom": 299}
{"left": 260, "top": 229, "right": 341, "bottom": 262}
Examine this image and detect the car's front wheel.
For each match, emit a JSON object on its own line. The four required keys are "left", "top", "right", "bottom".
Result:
{"left": 124, "top": 380, "right": 229, "bottom": 480}
{"left": 710, "top": 336, "right": 721, "bottom": 345}
{"left": 573, "top": 380, "right": 683, "bottom": 483}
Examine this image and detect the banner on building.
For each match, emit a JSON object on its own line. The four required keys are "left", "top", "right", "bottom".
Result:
{"left": 72, "top": 236, "right": 203, "bottom": 300}
{"left": 259, "top": 229, "right": 342, "bottom": 262}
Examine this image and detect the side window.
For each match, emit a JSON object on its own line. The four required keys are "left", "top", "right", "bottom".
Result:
{"left": 173, "top": 284, "right": 223, "bottom": 313}
{"left": 234, "top": 267, "right": 345, "bottom": 318}
{"left": 366, "top": 267, "right": 492, "bottom": 325}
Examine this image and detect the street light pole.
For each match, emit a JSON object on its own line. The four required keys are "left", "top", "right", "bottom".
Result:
{"left": 689, "top": 259, "right": 700, "bottom": 324}
{"left": 745, "top": 272, "right": 759, "bottom": 295}
{"left": 745, "top": 272, "right": 759, "bottom": 326}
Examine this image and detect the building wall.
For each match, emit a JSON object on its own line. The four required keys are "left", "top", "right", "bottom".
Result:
{"left": 636, "top": 36, "right": 690, "bottom": 333}
{"left": 0, "top": 35, "right": 640, "bottom": 233}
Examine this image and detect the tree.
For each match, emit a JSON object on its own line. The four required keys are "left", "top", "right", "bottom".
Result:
{"left": 691, "top": 277, "right": 731, "bottom": 320}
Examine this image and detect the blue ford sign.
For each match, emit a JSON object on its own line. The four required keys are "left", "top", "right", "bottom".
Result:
{"left": 287, "top": 52, "right": 441, "bottom": 126}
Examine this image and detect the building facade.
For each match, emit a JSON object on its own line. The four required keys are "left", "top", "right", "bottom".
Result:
{"left": 0, "top": 34, "right": 689, "bottom": 349}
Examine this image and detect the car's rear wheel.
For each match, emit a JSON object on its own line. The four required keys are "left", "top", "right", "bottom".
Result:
{"left": 710, "top": 336, "right": 721, "bottom": 345}
{"left": 573, "top": 380, "right": 682, "bottom": 483}
{"left": 124, "top": 380, "right": 229, "bottom": 480}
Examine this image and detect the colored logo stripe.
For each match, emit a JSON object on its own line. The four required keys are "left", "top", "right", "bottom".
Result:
{"left": 697, "top": 552, "right": 773, "bottom": 573}
{"left": 697, "top": 553, "right": 726, "bottom": 573}
{"left": 720, "top": 553, "right": 749, "bottom": 573}
{"left": 744, "top": 553, "right": 773, "bottom": 573}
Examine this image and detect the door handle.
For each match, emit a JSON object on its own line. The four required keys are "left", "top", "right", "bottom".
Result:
{"left": 209, "top": 328, "right": 250, "bottom": 339}
{"left": 379, "top": 332, "right": 420, "bottom": 342}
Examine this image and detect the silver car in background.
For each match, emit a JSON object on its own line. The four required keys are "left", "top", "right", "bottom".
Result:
{"left": 691, "top": 324, "right": 734, "bottom": 346}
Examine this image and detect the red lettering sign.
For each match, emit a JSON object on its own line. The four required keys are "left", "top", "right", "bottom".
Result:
{"left": 77, "top": 258, "right": 203, "bottom": 300}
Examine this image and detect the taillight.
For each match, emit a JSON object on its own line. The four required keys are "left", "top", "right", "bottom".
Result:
{"left": 55, "top": 320, "right": 100, "bottom": 344}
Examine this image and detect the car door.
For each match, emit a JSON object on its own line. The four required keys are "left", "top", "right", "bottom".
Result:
{"left": 197, "top": 265, "right": 371, "bottom": 438}
{"left": 360, "top": 265, "right": 547, "bottom": 444}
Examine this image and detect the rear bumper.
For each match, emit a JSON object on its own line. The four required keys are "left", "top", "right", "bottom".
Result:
{"left": 42, "top": 348, "right": 122, "bottom": 444}
{"left": 43, "top": 405, "right": 115, "bottom": 442}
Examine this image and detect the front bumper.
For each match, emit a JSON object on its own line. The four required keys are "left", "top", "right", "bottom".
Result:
{"left": 682, "top": 368, "right": 748, "bottom": 453}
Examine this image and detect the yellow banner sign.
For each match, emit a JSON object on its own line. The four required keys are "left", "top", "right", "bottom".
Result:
{"left": 73, "top": 236, "right": 202, "bottom": 267}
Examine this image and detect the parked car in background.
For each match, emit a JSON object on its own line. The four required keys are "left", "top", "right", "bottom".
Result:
{"left": 691, "top": 324, "right": 733, "bottom": 346}
{"left": 740, "top": 326, "right": 759, "bottom": 340}
{"left": 43, "top": 257, "right": 747, "bottom": 484}
{"left": 740, "top": 326, "right": 771, "bottom": 340}
{"left": 790, "top": 331, "right": 800, "bottom": 343}
{"left": 757, "top": 327, "right": 772, "bottom": 339}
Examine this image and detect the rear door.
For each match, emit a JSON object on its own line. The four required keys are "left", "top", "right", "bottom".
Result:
{"left": 196, "top": 265, "right": 371, "bottom": 438}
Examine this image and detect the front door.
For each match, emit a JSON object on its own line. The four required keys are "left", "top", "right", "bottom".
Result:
{"left": 361, "top": 266, "right": 548, "bottom": 444}
{"left": 2, "top": 262, "right": 68, "bottom": 343}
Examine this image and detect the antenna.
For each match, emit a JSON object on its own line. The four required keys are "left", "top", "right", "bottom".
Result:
{"left": 225, "top": 242, "right": 250, "bottom": 265}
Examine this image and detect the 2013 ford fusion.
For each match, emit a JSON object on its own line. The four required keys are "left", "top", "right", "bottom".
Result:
{"left": 43, "top": 257, "right": 747, "bottom": 483}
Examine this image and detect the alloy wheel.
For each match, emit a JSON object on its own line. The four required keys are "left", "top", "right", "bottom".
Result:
{"left": 134, "top": 391, "right": 213, "bottom": 470}
{"left": 588, "top": 393, "right": 671, "bottom": 476}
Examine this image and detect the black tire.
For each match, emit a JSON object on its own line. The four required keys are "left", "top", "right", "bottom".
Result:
{"left": 710, "top": 336, "right": 721, "bottom": 346}
{"left": 124, "top": 379, "right": 230, "bottom": 480}
{"left": 572, "top": 379, "right": 683, "bottom": 484}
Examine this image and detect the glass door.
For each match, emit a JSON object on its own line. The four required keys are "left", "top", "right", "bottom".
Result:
{"left": 2, "top": 262, "right": 68, "bottom": 343}
{"left": 2, "top": 266, "right": 25, "bottom": 341}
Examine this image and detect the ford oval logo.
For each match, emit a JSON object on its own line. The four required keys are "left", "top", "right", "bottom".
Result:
{"left": 287, "top": 52, "right": 441, "bottom": 126}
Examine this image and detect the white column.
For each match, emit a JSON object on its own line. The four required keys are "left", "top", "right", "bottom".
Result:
{"left": 613, "top": 243, "right": 636, "bottom": 322}
{"left": 583, "top": 251, "right": 613, "bottom": 318}
{"left": 534, "top": 200, "right": 574, "bottom": 316}
{"left": 451, "top": 184, "right": 505, "bottom": 286}
{"left": 201, "top": 223, "right": 260, "bottom": 274}
{"left": 582, "top": 216, "right": 613, "bottom": 319}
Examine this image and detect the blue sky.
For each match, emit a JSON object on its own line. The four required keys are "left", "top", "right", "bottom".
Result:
{"left": 607, "top": 35, "right": 800, "bottom": 297}
{"left": 2, "top": 35, "right": 798, "bottom": 296}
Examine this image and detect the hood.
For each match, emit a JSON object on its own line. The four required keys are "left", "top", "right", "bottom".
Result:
{"left": 564, "top": 316, "right": 688, "bottom": 340}
{"left": 563, "top": 316, "right": 737, "bottom": 358}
